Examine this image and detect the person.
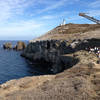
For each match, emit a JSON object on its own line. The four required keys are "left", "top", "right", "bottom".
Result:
{"left": 98, "top": 52, "right": 100, "bottom": 59}
{"left": 94, "top": 47, "right": 97, "bottom": 53}
{"left": 97, "top": 51, "right": 100, "bottom": 64}
{"left": 89, "top": 48, "right": 94, "bottom": 53}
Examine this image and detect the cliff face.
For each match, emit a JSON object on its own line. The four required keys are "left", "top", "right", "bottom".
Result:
{"left": 21, "top": 38, "right": 100, "bottom": 74}
{"left": 21, "top": 40, "right": 75, "bottom": 73}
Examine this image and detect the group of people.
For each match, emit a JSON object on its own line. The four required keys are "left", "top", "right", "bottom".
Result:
{"left": 88, "top": 47, "right": 100, "bottom": 63}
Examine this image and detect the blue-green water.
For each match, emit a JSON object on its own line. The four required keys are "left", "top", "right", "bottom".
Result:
{"left": 0, "top": 41, "right": 40, "bottom": 84}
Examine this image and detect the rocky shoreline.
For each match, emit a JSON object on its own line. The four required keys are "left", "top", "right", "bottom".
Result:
{"left": 0, "top": 24, "right": 100, "bottom": 100}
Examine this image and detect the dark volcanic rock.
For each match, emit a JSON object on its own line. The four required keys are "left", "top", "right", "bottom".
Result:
{"left": 23, "top": 38, "right": 100, "bottom": 73}
{"left": 75, "top": 38, "right": 100, "bottom": 51}
{"left": 3, "top": 42, "right": 12, "bottom": 49}
{"left": 21, "top": 40, "right": 76, "bottom": 73}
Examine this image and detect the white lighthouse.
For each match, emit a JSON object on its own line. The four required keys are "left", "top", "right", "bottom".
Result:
{"left": 60, "top": 19, "right": 66, "bottom": 26}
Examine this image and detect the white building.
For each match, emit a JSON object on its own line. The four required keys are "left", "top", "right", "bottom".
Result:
{"left": 60, "top": 19, "right": 66, "bottom": 26}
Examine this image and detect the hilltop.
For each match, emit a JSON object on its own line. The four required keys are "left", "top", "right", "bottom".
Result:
{"left": 30, "top": 24, "right": 100, "bottom": 42}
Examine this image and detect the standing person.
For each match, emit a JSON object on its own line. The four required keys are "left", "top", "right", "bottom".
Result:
{"left": 98, "top": 51, "right": 100, "bottom": 64}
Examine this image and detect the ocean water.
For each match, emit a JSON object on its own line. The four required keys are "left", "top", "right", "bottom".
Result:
{"left": 0, "top": 41, "right": 40, "bottom": 84}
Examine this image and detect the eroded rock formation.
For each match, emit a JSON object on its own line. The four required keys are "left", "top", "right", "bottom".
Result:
{"left": 3, "top": 42, "right": 12, "bottom": 49}
{"left": 3, "top": 41, "right": 26, "bottom": 51}
{"left": 14, "top": 41, "right": 26, "bottom": 51}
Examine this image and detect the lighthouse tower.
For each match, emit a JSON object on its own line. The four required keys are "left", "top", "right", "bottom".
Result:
{"left": 60, "top": 19, "right": 66, "bottom": 26}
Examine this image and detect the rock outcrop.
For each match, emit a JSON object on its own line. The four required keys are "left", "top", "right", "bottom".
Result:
{"left": 21, "top": 40, "right": 76, "bottom": 73}
{"left": 3, "top": 42, "right": 12, "bottom": 49}
{"left": 14, "top": 41, "right": 26, "bottom": 51}
{"left": 21, "top": 38, "right": 100, "bottom": 73}
{"left": 3, "top": 41, "right": 26, "bottom": 51}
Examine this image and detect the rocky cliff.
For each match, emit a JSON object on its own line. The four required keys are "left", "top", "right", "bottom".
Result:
{"left": 21, "top": 38, "right": 100, "bottom": 74}
{"left": 21, "top": 39, "right": 76, "bottom": 73}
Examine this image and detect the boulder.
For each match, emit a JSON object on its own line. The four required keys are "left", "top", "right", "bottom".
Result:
{"left": 16, "top": 41, "right": 26, "bottom": 51}
{"left": 3, "top": 42, "right": 12, "bottom": 49}
{"left": 70, "top": 41, "right": 80, "bottom": 49}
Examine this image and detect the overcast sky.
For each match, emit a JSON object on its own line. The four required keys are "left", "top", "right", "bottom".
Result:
{"left": 0, "top": 0, "right": 100, "bottom": 40}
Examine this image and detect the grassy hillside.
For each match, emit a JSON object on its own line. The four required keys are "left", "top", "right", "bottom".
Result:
{"left": 31, "top": 24, "right": 100, "bottom": 42}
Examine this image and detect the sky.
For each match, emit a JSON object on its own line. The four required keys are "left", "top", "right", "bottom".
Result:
{"left": 0, "top": 0, "right": 100, "bottom": 40}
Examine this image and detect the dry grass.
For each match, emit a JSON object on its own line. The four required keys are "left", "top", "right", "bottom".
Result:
{"left": 2, "top": 65, "right": 97, "bottom": 100}
{"left": 31, "top": 24, "right": 100, "bottom": 42}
